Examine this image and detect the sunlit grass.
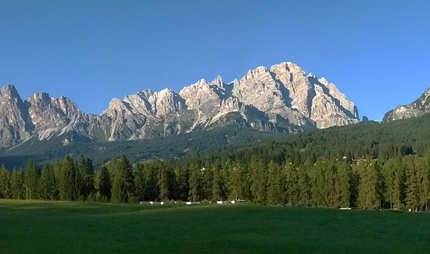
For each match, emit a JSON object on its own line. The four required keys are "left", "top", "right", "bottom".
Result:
{"left": 1, "top": 200, "right": 430, "bottom": 253}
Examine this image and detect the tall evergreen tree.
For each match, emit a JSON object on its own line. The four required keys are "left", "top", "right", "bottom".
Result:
{"left": 111, "top": 155, "right": 135, "bottom": 203}
{"left": 333, "top": 160, "right": 351, "bottom": 208}
{"left": 0, "top": 165, "right": 11, "bottom": 199}
{"left": 174, "top": 166, "right": 189, "bottom": 201}
{"left": 250, "top": 156, "right": 267, "bottom": 203}
{"left": 357, "top": 159, "right": 384, "bottom": 210}
{"left": 134, "top": 163, "right": 148, "bottom": 201}
{"left": 282, "top": 162, "right": 298, "bottom": 205}
{"left": 188, "top": 162, "right": 203, "bottom": 202}
{"left": 404, "top": 156, "right": 420, "bottom": 211}
{"left": 157, "top": 161, "right": 171, "bottom": 201}
{"left": 77, "top": 155, "right": 95, "bottom": 200}
{"left": 39, "top": 164, "right": 57, "bottom": 200}
{"left": 96, "top": 166, "right": 111, "bottom": 202}
{"left": 25, "top": 159, "right": 40, "bottom": 200}
{"left": 55, "top": 156, "right": 80, "bottom": 201}
{"left": 228, "top": 163, "right": 249, "bottom": 201}
{"left": 266, "top": 160, "right": 282, "bottom": 205}
{"left": 10, "top": 168, "right": 25, "bottom": 200}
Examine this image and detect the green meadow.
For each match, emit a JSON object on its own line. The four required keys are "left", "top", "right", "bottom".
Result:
{"left": 1, "top": 200, "right": 430, "bottom": 253}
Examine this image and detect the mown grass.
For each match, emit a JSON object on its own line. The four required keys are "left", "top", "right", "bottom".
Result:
{"left": 1, "top": 200, "right": 430, "bottom": 253}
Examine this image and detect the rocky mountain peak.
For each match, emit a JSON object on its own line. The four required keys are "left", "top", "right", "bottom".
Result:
{"left": 0, "top": 84, "right": 19, "bottom": 95}
{"left": 383, "top": 87, "right": 430, "bottom": 122}
{"left": 0, "top": 84, "right": 32, "bottom": 147}
{"left": 211, "top": 75, "right": 224, "bottom": 88}
{"left": 0, "top": 61, "right": 360, "bottom": 148}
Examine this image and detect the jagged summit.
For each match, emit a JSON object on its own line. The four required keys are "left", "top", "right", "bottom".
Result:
{"left": 0, "top": 61, "right": 360, "bottom": 148}
{"left": 383, "top": 87, "right": 430, "bottom": 122}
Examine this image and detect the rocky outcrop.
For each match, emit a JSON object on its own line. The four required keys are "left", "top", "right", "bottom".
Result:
{"left": 0, "top": 85, "right": 33, "bottom": 147}
{"left": 0, "top": 61, "right": 360, "bottom": 148}
{"left": 383, "top": 88, "right": 430, "bottom": 122}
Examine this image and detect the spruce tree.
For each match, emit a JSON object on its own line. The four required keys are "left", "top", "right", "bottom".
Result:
{"left": 10, "top": 168, "right": 25, "bottom": 200}
{"left": 404, "top": 156, "right": 420, "bottom": 211}
{"left": 188, "top": 162, "right": 202, "bottom": 202}
{"left": 250, "top": 156, "right": 267, "bottom": 203}
{"left": 55, "top": 156, "right": 80, "bottom": 201}
{"left": 157, "top": 161, "right": 170, "bottom": 201}
{"left": 296, "top": 165, "right": 311, "bottom": 206}
{"left": 111, "top": 155, "right": 135, "bottom": 203}
{"left": 334, "top": 160, "right": 351, "bottom": 208}
{"left": 77, "top": 155, "right": 95, "bottom": 200}
{"left": 39, "top": 164, "right": 57, "bottom": 200}
{"left": 96, "top": 166, "right": 111, "bottom": 202}
{"left": 0, "top": 165, "right": 11, "bottom": 199}
{"left": 266, "top": 160, "right": 282, "bottom": 205}
{"left": 25, "top": 159, "right": 40, "bottom": 200}
{"left": 174, "top": 166, "right": 189, "bottom": 201}
{"left": 282, "top": 161, "right": 298, "bottom": 205}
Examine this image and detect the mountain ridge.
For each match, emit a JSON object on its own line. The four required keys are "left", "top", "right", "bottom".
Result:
{"left": 0, "top": 61, "right": 360, "bottom": 148}
{"left": 383, "top": 87, "right": 430, "bottom": 122}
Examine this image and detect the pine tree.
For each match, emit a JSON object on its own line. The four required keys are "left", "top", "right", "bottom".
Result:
{"left": 174, "top": 166, "right": 189, "bottom": 201}
{"left": 296, "top": 165, "right": 311, "bottom": 206}
{"left": 356, "top": 159, "right": 383, "bottom": 210}
{"left": 404, "top": 156, "right": 420, "bottom": 211}
{"left": 55, "top": 156, "right": 80, "bottom": 201}
{"left": 134, "top": 163, "right": 147, "bottom": 201}
{"left": 77, "top": 155, "right": 95, "bottom": 200}
{"left": 333, "top": 160, "right": 351, "bottom": 208}
{"left": 39, "top": 164, "right": 57, "bottom": 200}
{"left": 416, "top": 156, "right": 430, "bottom": 211}
{"left": 250, "top": 156, "right": 267, "bottom": 203}
{"left": 25, "top": 159, "right": 40, "bottom": 200}
{"left": 188, "top": 162, "right": 202, "bottom": 202}
{"left": 266, "top": 160, "right": 282, "bottom": 205}
{"left": 0, "top": 165, "right": 11, "bottom": 199}
{"left": 282, "top": 162, "right": 298, "bottom": 205}
{"left": 96, "top": 166, "right": 111, "bottom": 202}
{"left": 10, "top": 168, "right": 25, "bottom": 200}
{"left": 111, "top": 155, "right": 135, "bottom": 203}
{"left": 228, "top": 162, "right": 249, "bottom": 201}
{"left": 157, "top": 161, "right": 170, "bottom": 201}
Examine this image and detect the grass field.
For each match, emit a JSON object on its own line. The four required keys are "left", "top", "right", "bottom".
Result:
{"left": 1, "top": 200, "right": 430, "bottom": 253}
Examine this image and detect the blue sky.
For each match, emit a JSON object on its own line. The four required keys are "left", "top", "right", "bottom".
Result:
{"left": 0, "top": 1, "right": 429, "bottom": 121}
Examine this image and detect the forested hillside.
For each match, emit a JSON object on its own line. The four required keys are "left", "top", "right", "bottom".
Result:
{"left": 0, "top": 126, "right": 284, "bottom": 169}
{"left": 2, "top": 113, "right": 430, "bottom": 211}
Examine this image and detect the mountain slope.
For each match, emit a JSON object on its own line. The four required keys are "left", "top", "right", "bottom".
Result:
{"left": 0, "top": 61, "right": 359, "bottom": 149}
{"left": 383, "top": 88, "right": 430, "bottom": 122}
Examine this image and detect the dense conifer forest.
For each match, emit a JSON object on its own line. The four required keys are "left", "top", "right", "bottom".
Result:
{"left": 2, "top": 113, "right": 430, "bottom": 211}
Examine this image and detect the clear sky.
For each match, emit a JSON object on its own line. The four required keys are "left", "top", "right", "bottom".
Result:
{"left": 1, "top": 1, "right": 429, "bottom": 121}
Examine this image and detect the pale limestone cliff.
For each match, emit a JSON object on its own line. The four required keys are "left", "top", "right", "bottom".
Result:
{"left": 0, "top": 61, "right": 360, "bottom": 147}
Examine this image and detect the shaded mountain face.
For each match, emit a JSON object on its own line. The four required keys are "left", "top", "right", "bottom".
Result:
{"left": 0, "top": 62, "right": 359, "bottom": 148}
{"left": 383, "top": 88, "right": 430, "bottom": 122}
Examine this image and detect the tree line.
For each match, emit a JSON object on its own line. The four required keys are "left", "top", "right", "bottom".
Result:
{"left": 1, "top": 153, "right": 430, "bottom": 211}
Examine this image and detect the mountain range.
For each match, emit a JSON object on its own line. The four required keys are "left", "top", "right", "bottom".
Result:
{"left": 0, "top": 62, "right": 361, "bottom": 149}
{"left": 383, "top": 88, "right": 430, "bottom": 122}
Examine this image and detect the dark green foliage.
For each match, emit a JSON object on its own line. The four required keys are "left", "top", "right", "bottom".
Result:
{"left": 188, "top": 162, "right": 203, "bottom": 202}
{"left": 250, "top": 156, "right": 267, "bottom": 203}
{"left": 77, "top": 155, "right": 95, "bottom": 200}
{"left": 0, "top": 165, "right": 11, "bottom": 198}
{"left": 96, "top": 166, "right": 111, "bottom": 201}
{"left": 5, "top": 113, "right": 430, "bottom": 209}
{"left": 10, "top": 168, "right": 25, "bottom": 200}
{"left": 24, "top": 159, "right": 40, "bottom": 199}
{"left": 0, "top": 126, "right": 283, "bottom": 169}
{"left": 266, "top": 160, "right": 283, "bottom": 205}
{"left": 55, "top": 156, "right": 81, "bottom": 201}
{"left": 39, "top": 164, "right": 57, "bottom": 200}
{"left": 111, "top": 155, "right": 135, "bottom": 203}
